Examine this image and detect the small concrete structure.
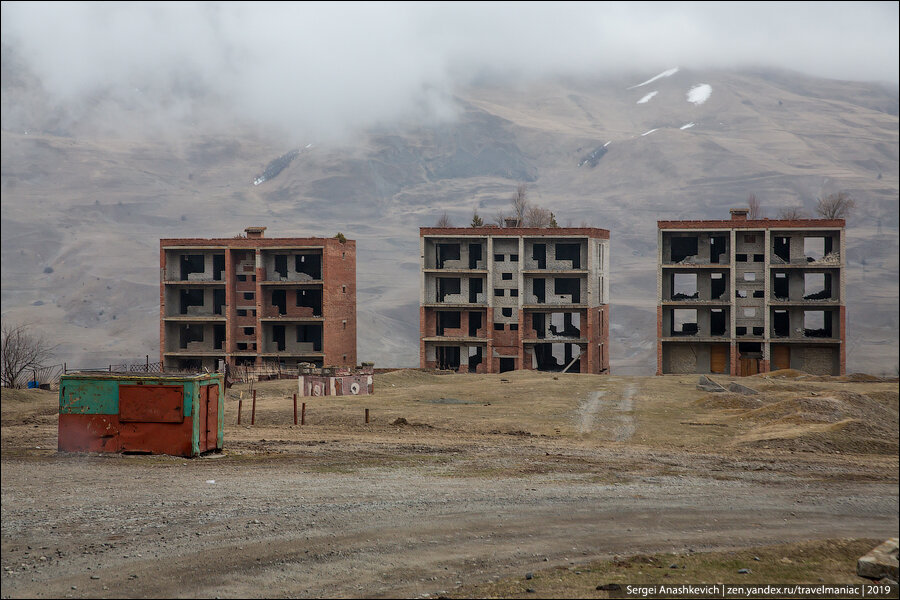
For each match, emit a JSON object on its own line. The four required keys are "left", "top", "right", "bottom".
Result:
{"left": 857, "top": 538, "right": 899, "bottom": 581}
{"left": 298, "top": 363, "right": 374, "bottom": 397}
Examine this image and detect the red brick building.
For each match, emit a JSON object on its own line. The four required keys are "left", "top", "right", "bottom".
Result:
{"left": 657, "top": 209, "right": 846, "bottom": 376}
{"left": 160, "top": 227, "right": 356, "bottom": 371}
{"left": 420, "top": 226, "right": 610, "bottom": 374}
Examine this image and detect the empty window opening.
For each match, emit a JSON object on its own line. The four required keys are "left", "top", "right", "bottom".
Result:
{"left": 237, "top": 309, "right": 247, "bottom": 317}
{"left": 499, "top": 357, "right": 516, "bottom": 373}
{"left": 295, "top": 254, "right": 322, "bottom": 279}
{"left": 774, "top": 272, "right": 789, "bottom": 299}
{"left": 494, "top": 254, "right": 505, "bottom": 262}
{"left": 739, "top": 342, "right": 762, "bottom": 355}
{"left": 752, "top": 326, "right": 764, "bottom": 336}
{"left": 213, "top": 324, "right": 225, "bottom": 350}
{"left": 274, "top": 255, "right": 288, "bottom": 279}
{"left": 554, "top": 278, "right": 581, "bottom": 303}
{"left": 548, "top": 312, "right": 581, "bottom": 338}
{"left": 493, "top": 323, "right": 505, "bottom": 331}
{"left": 296, "top": 289, "right": 322, "bottom": 315}
{"left": 672, "top": 273, "right": 698, "bottom": 300}
{"left": 243, "top": 292, "right": 255, "bottom": 301}
{"left": 509, "top": 323, "right": 518, "bottom": 330}
{"left": 501, "top": 307, "right": 513, "bottom": 318}
{"left": 555, "top": 244, "right": 581, "bottom": 268}
{"left": 804, "top": 237, "right": 825, "bottom": 261}
{"left": 736, "top": 253, "right": 748, "bottom": 262}
{"left": 494, "top": 289, "right": 505, "bottom": 297}
{"left": 774, "top": 237, "right": 790, "bottom": 263}
{"left": 671, "top": 236, "right": 698, "bottom": 263}
{"left": 710, "top": 273, "right": 726, "bottom": 300}
{"left": 468, "top": 346, "right": 483, "bottom": 371}
{"left": 533, "top": 343, "right": 580, "bottom": 372}
{"left": 297, "top": 324, "right": 322, "bottom": 351}
{"left": 272, "top": 325, "right": 286, "bottom": 351}
{"left": 468, "top": 312, "right": 482, "bottom": 337}
{"left": 773, "top": 310, "right": 789, "bottom": 337}
{"left": 237, "top": 275, "right": 247, "bottom": 282}
{"left": 510, "top": 254, "right": 519, "bottom": 262}
{"left": 753, "top": 254, "right": 765, "bottom": 262}
{"left": 736, "top": 289, "right": 748, "bottom": 299}
{"left": 437, "top": 277, "right": 461, "bottom": 302}
{"left": 237, "top": 342, "right": 248, "bottom": 351}
{"left": 803, "top": 273, "right": 830, "bottom": 300}
{"left": 469, "top": 244, "right": 482, "bottom": 269}
{"left": 243, "top": 327, "right": 255, "bottom": 335}
{"left": 710, "top": 236, "right": 727, "bottom": 264}
{"left": 736, "top": 326, "right": 747, "bottom": 336}
{"left": 533, "top": 278, "right": 546, "bottom": 303}
{"left": 469, "top": 278, "right": 483, "bottom": 303}
{"left": 510, "top": 289, "right": 519, "bottom": 297}
{"left": 180, "top": 254, "right": 205, "bottom": 280}
{"left": 436, "top": 311, "right": 461, "bottom": 336}
{"left": 179, "top": 289, "right": 204, "bottom": 315}
{"left": 342, "top": 285, "right": 347, "bottom": 293}
{"left": 710, "top": 309, "right": 726, "bottom": 336}
{"left": 271, "top": 289, "right": 287, "bottom": 315}
{"left": 502, "top": 272, "right": 513, "bottom": 280}
{"left": 753, "top": 290, "right": 765, "bottom": 298}
{"left": 436, "top": 243, "right": 460, "bottom": 269}
{"left": 213, "top": 289, "right": 225, "bottom": 315}
{"left": 743, "top": 307, "right": 757, "bottom": 317}
{"left": 672, "top": 309, "right": 698, "bottom": 336}
{"left": 532, "top": 243, "right": 547, "bottom": 269}
{"left": 533, "top": 313, "right": 546, "bottom": 339}
{"left": 804, "top": 311, "right": 832, "bottom": 337}
{"left": 179, "top": 324, "right": 204, "bottom": 349}
{"left": 436, "top": 346, "right": 461, "bottom": 371}
{"left": 213, "top": 254, "right": 225, "bottom": 280}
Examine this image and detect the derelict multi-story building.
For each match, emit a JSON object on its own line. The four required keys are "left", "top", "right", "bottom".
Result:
{"left": 657, "top": 208, "right": 846, "bottom": 376}
{"left": 420, "top": 226, "right": 610, "bottom": 374}
{"left": 160, "top": 227, "right": 356, "bottom": 371}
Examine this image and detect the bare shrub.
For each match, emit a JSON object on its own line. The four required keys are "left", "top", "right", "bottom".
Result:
{"left": 815, "top": 192, "right": 856, "bottom": 219}
{"left": 1, "top": 323, "right": 56, "bottom": 388}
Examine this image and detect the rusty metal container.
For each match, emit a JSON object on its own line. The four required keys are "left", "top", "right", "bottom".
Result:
{"left": 58, "top": 373, "right": 224, "bottom": 457}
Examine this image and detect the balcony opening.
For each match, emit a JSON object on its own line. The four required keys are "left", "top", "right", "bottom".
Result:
{"left": 554, "top": 278, "right": 581, "bottom": 303}
{"left": 533, "top": 243, "right": 547, "bottom": 269}
{"left": 436, "top": 243, "right": 460, "bottom": 269}
{"left": 272, "top": 325, "right": 286, "bottom": 351}
{"left": 672, "top": 273, "right": 698, "bottom": 300}
{"left": 774, "top": 236, "right": 790, "bottom": 263}
{"left": 468, "top": 346, "right": 483, "bottom": 371}
{"left": 671, "top": 236, "right": 698, "bottom": 263}
{"left": 710, "top": 309, "right": 726, "bottom": 336}
{"left": 774, "top": 272, "right": 788, "bottom": 299}
{"left": 548, "top": 312, "right": 581, "bottom": 338}
{"left": 213, "top": 288, "right": 225, "bottom": 315}
{"left": 436, "top": 311, "right": 461, "bottom": 336}
{"left": 533, "top": 278, "right": 546, "bottom": 303}
{"left": 499, "top": 357, "right": 516, "bottom": 373}
{"left": 710, "top": 236, "right": 727, "bottom": 264}
{"left": 437, "top": 346, "right": 461, "bottom": 371}
{"left": 297, "top": 324, "right": 322, "bottom": 352}
{"left": 180, "top": 254, "right": 205, "bottom": 280}
{"left": 804, "top": 311, "right": 832, "bottom": 338}
{"left": 437, "top": 277, "right": 461, "bottom": 302}
{"left": 179, "top": 289, "right": 204, "bottom": 315}
{"left": 213, "top": 325, "right": 225, "bottom": 350}
{"left": 773, "top": 310, "right": 789, "bottom": 337}
{"left": 296, "top": 254, "right": 322, "bottom": 279}
{"left": 555, "top": 243, "right": 581, "bottom": 269}
{"left": 711, "top": 272, "right": 726, "bottom": 300}
{"left": 469, "top": 278, "right": 483, "bottom": 303}
{"left": 468, "top": 312, "right": 482, "bottom": 337}
{"left": 804, "top": 237, "right": 825, "bottom": 262}
{"left": 179, "top": 324, "right": 204, "bottom": 349}
{"left": 803, "top": 273, "right": 830, "bottom": 300}
{"left": 533, "top": 343, "right": 580, "bottom": 372}
{"left": 672, "top": 309, "right": 698, "bottom": 336}
{"left": 213, "top": 254, "right": 225, "bottom": 280}
{"left": 274, "top": 255, "right": 288, "bottom": 279}
{"left": 271, "top": 289, "right": 287, "bottom": 315}
{"left": 533, "top": 313, "right": 546, "bottom": 339}
{"left": 468, "top": 243, "right": 482, "bottom": 269}
{"left": 296, "top": 289, "right": 322, "bottom": 315}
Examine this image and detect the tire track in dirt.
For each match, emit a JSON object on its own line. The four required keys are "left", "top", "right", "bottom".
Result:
{"left": 576, "top": 383, "right": 637, "bottom": 440}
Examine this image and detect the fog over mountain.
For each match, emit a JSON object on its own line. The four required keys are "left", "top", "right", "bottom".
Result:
{"left": 2, "top": 3, "right": 898, "bottom": 374}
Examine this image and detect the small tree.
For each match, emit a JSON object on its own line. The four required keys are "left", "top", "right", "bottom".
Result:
{"left": 747, "top": 194, "right": 764, "bottom": 219}
{"left": 778, "top": 207, "right": 807, "bottom": 219}
{"left": 524, "top": 205, "right": 552, "bottom": 228}
{"left": 493, "top": 209, "right": 506, "bottom": 227}
{"left": 815, "top": 191, "right": 856, "bottom": 219}
{"left": 509, "top": 184, "right": 528, "bottom": 226}
{"left": 435, "top": 212, "right": 453, "bottom": 227}
{"left": 470, "top": 210, "right": 483, "bottom": 227}
{"left": 549, "top": 212, "right": 559, "bottom": 228}
{"left": 1, "top": 323, "right": 56, "bottom": 388}
{"left": 334, "top": 232, "right": 347, "bottom": 243}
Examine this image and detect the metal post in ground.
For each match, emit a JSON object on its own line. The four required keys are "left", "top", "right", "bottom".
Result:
{"left": 301, "top": 402, "right": 306, "bottom": 426}
{"left": 365, "top": 408, "right": 369, "bottom": 424}
{"left": 293, "top": 393, "right": 297, "bottom": 425}
{"left": 251, "top": 389, "right": 257, "bottom": 425}
{"left": 237, "top": 398, "right": 243, "bottom": 425}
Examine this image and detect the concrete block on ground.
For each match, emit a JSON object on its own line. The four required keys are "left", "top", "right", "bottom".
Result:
{"left": 697, "top": 375, "right": 726, "bottom": 393}
{"left": 857, "top": 538, "right": 899, "bottom": 580}
{"left": 728, "top": 382, "right": 759, "bottom": 395}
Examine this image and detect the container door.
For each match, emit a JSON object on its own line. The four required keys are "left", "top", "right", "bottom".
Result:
{"left": 198, "top": 385, "right": 209, "bottom": 452}
{"left": 206, "top": 384, "right": 219, "bottom": 452}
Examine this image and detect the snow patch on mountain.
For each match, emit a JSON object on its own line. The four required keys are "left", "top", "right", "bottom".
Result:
{"left": 680, "top": 122, "right": 696, "bottom": 130}
{"left": 628, "top": 67, "right": 679, "bottom": 89}
{"left": 641, "top": 128, "right": 659, "bottom": 137}
{"left": 687, "top": 84, "right": 712, "bottom": 105}
{"left": 636, "top": 91, "right": 658, "bottom": 104}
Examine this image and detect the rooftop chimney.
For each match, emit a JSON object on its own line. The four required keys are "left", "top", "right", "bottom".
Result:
{"left": 730, "top": 208, "right": 749, "bottom": 221}
{"left": 245, "top": 226, "right": 266, "bottom": 239}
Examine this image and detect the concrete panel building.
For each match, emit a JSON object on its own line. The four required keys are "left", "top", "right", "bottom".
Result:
{"left": 160, "top": 227, "right": 356, "bottom": 371}
{"left": 420, "top": 226, "right": 610, "bottom": 374}
{"left": 657, "top": 209, "right": 846, "bottom": 376}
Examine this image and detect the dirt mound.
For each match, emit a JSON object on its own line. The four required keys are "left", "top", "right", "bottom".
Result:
{"left": 376, "top": 369, "right": 442, "bottom": 387}
{"left": 839, "top": 373, "right": 884, "bottom": 382}
{"left": 865, "top": 390, "right": 899, "bottom": 407}
{"left": 757, "top": 369, "right": 807, "bottom": 379}
{"left": 741, "top": 419, "right": 899, "bottom": 455}
{"left": 693, "top": 392, "right": 766, "bottom": 410}
{"left": 390, "top": 417, "right": 433, "bottom": 428}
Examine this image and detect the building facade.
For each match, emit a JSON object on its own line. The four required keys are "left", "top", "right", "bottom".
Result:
{"left": 160, "top": 227, "right": 356, "bottom": 371}
{"left": 657, "top": 209, "right": 846, "bottom": 376}
{"left": 420, "top": 226, "right": 610, "bottom": 374}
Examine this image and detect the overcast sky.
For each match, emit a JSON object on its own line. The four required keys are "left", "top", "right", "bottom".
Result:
{"left": 2, "top": 2, "right": 898, "bottom": 140}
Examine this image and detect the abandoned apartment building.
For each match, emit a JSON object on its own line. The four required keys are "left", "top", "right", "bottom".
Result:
{"left": 657, "top": 208, "right": 846, "bottom": 376}
{"left": 419, "top": 226, "right": 610, "bottom": 374}
{"left": 160, "top": 227, "right": 356, "bottom": 371}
